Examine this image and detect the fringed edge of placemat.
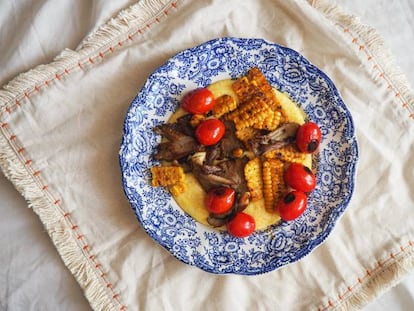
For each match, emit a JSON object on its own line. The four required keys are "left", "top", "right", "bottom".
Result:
{"left": 1, "top": 0, "right": 413, "bottom": 310}
{"left": 0, "top": 0, "right": 177, "bottom": 108}
{"left": 339, "top": 251, "right": 414, "bottom": 311}
{"left": 0, "top": 133, "right": 119, "bottom": 310}
{"left": 309, "top": 0, "right": 414, "bottom": 309}
{"left": 309, "top": 0, "right": 414, "bottom": 120}
{"left": 0, "top": 0, "right": 176, "bottom": 310}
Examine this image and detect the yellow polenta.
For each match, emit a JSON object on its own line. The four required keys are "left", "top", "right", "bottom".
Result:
{"left": 172, "top": 79, "right": 311, "bottom": 231}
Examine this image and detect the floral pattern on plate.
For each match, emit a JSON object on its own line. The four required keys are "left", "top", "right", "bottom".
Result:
{"left": 119, "top": 37, "right": 358, "bottom": 275}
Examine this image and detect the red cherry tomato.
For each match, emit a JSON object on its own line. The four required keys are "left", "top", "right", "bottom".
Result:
{"left": 284, "top": 163, "right": 316, "bottom": 193}
{"left": 206, "top": 187, "right": 236, "bottom": 214}
{"left": 276, "top": 191, "right": 307, "bottom": 221}
{"left": 227, "top": 212, "right": 256, "bottom": 238}
{"left": 296, "top": 122, "right": 322, "bottom": 153}
{"left": 195, "top": 118, "right": 225, "bottom": 146}
{"left": 181, "top": 88, "right": 215, "bottom": 114}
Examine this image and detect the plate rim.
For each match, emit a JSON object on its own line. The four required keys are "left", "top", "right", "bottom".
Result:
{"left": 119, "top": 37, "right": 359, "bottom": 275}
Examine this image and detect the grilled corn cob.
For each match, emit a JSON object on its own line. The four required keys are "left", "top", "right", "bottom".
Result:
{"left": 244, "top": 157, "right": 263, "bottom": 201}
{"left": 151, "top": 166, "right": 185, "bottom": 187}
{"left": 213, "top": 94, "right": 238, "bottom": 118}
{"left": 264, "top": 144, "right": 307, "bottom": 164}
{"left": 227, "top": 94, "right": 272, "bottom": 130}
{"left": 262, "top": 159, "right": 285, "bottom": 211}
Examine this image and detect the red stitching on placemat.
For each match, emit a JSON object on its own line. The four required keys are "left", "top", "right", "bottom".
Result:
{"left": 0, "top": 2, "right": 182, "bottom": 307}
{"left": 0, "top": 0, "right": 179, "bottom": 125}
{"left": 336, "top": 23, "right": 414, "bottom": 121}
{"left": 318, "top": 240, "right": 414, "bottom": 310}
{"left": 0, "top": 123, "right": 130, "bottom": 310}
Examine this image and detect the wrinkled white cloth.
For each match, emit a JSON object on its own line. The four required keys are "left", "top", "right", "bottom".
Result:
{"left": 1, "top": 0, "right": 414, "bottom": 310}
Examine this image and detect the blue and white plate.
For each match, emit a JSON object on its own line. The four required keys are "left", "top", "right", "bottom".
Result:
{"left": 119, "top": 37, "right": 358, "bottom": 275}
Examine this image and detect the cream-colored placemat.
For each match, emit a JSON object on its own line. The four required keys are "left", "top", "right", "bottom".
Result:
{"left": 1, "top": 0, "right": 413, "bottom": 310}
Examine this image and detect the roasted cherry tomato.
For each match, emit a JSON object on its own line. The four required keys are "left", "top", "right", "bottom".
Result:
{"left": 276, "top": 191, "right": 307, "bottom": 221}
{"left": 206, "top": 187, "right": 236, "bottom": 215}
{"left": 227, "top": 212, "right": 256, "bottom": 238}
{"left": 181, "top": 88, "right": 215, "bottom": 114}
{"left": 195, "top": 118, "right": 225, "bottom": 146}
{"left": 296, "top": 122, "right": 322, "bottom": 153}
{"left": 284, "top": 163, "right": 316, "bottom": 193}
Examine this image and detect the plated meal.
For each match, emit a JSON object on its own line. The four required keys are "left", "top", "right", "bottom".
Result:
{"left": 150, "top": 67, "right": 321, "bottom": 238}
{"left": 119, "top": 37, "right": 358, "bottom": 275}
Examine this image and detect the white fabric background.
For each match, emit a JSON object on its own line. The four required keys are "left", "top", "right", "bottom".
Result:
{"left": 0, "top": 0, "right": 413, "bottom": 310}
{"left": 0, "top": 2, "right": 135, "bottom": 310}
{"left": 322, "top": 2, "right": 414, "bottom": 310}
